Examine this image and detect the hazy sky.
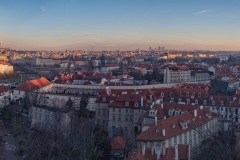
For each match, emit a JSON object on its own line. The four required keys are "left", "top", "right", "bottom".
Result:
{"left": 0, "top": 0, "right": 240, "bottom": 51}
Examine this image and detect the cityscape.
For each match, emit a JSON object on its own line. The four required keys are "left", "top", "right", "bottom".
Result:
{"left": 0, "top": 0, "right": 240, "bottom": 160}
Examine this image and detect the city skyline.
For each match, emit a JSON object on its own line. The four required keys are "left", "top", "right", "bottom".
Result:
{"left": 0, "top": 0, "right": 240, "bottom": 51}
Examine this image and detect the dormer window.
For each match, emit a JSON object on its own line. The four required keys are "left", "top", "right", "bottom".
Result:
{"left": 205, "top": 93, "right": 208, "bottom": 97}
{"left": 195, "top": 99, "right": 198, "bottom": 104}
{"left": 149, "top": 110, "right": 156, "bottom": 116}
{"left": 203, "top": 100, "right": 207, "bottom": 105}
{"left": 180, "top": 122, "right": 188, "bottom": 129}
{"left": 180, "top": 92, "right": 183, "bottom": 96}
{"left": 135, "top": 103, "right": 138, "bottom": 107}
{"left": 178, "top": 98, "right": 182, "bottom": 103}
{"left": 170, "top": 97, "right": 174, "bottom": 103}
{"left": 161, "top": 92, "right": 164, "bottom": 97}
{"left": 198, "top": 86, "right": 201, "bottom": 89}
{"left": 125, "top": 102, "right": 129, "bottom": 106}
{"left": 187, "top": 99, "right": 190, "bottom": 104}
{"left": 212, "top": 101, "right": 215, "bottom": 105}
{"left": 186, "top": 92, "right": 189, "bottom": 97}
{"left": 168, "top": 110, "right": 173, "bottom": 116}
{"left": 198, "top": 93, "right": 201, "bottom": 97}
{"left": 205, "top": 113, "right": 212, "bottom": 119}
{"left": 220, "top": 100, "right": 224, "bottom": 106}
{"left": 102, "top": 97, "right": 106, "bottom": 102}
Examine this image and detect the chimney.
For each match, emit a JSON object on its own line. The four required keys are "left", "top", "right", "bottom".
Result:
{"left": 141, "top": 96, "right": 143, "bottom": 107}
{"left": 142, "top": 145, "right": 146, "bottom": 156}
{"left": 161, "top": 103, "right": 163, "bottom": 109}
{"left": 162, "top": 129, "right": 166, "bottom": 136}
{"left": 200, "top": 105, "right": 203, "bottom": 110}
{"left": 175, "top": 145, "right": 178, "bottom": 160}
{"left": 106, "top": 87, "right": 110, "bottom": 95}
{"left": 194, "top": 109, "right": 197, "bottom": 117}
{"left": 155, "top": 117, "right": 158, "bottom": 125}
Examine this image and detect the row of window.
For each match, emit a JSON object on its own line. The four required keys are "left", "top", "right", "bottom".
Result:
{"left": 180, "top": 92, "right": 208, "bottom": 97}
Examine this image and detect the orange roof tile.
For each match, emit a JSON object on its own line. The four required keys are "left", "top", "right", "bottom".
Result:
{"left": 15, "top": 77, "right": 51, "bottom": 92}
{"left": 111, "top": 136, "right": 126, "bottom": 150}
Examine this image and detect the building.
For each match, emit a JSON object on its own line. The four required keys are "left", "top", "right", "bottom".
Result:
{"left": 30, "top": 105, "right": 72, "bottom": 134}
{"left": 108, "top": 91, "right": 147, "bottom": 137}
{"left": 164, "top": 67, "right": 191, "bottom": 83}
{"left": 12, "top": 77, "right": 52, "bottom": 102}
{"left": 101, "top": 64, "right": 119, "bottom": 74}
{"left": 0, "top": 62, "right": 13, "bottom": 74}
{"left": 136, "top": 105, "right": 218, "bottom": 158}
{"left": 127, "top": 144, "right": 190, "bottom": 160}
{"left": 0, "top": 85, "right": 11, "bottom": 107}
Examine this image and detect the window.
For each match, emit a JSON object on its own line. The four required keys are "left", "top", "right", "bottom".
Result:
{"left": 178, "top": 98, "right": 182, "bottom": 103}
{"left": 180, "top": 92, "right": 183, "bottom": 96}
{"left": 212, "top": 101, "right": 215, "bottom": 105}
{"left": 112, "top": 115, "right": 115, "bottom": 121}
{"left": 187, "top": 99, "right": 190, "bottom": 104}
{"left": 186, "top": 92, "right": 189, "bottom": 97}
{"left": 126, "top": 109, "right": 128, "bottom": 113}
{"left": 161, "top": 92, "right": 164, "bottom": 97}
{"left": 195, "top": 99, "right": 198, "bottom": 104}
{"left": 118, "top": 115, "right": 121, "bottom": 121}
{"left": 198, "top": 93, "right": 201, "bottom": 97}
{"left": 119, "top": 108, "right": 121, "bottom": 112}
{"left": 113, "top": 108, "right": 115, "bottom": 112}
{"left": 205, "top": 93, "right": 208, "bottom": 97}
{"left": 203, "top": 100, "right": 207, "bottom": 105}
{"left": 125, "top": 102, "right": 129, "bottom": 106}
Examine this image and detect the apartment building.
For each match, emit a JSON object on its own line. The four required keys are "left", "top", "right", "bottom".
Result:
{"left": 164, "top": 67, "right": 191, "bottom": 83}
{"left": 136, "top": 105, "right": 218, "bottom": 158}
{"left": 108, "top": 92, "right": 147, "bottom": 137}
{"left": 30, "top": 105, "right": 72, "bottom": 134}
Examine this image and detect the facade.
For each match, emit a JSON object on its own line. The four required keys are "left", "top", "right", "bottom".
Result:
{"left": 101, "top": 64, "right": 119, "bottom": 74}
{"left": 164, "top": 67, "right": 191, "bottom": 83}
{"left": 137, "top": 106, "right": 218, "bottom": 158}
{"left": 0, "top": 85, "right": 11, "bottom": 107}
{"left": 108, "top": 92, "right": 147, "bottom": 137}
{"left": 190, "top": 71, "right": 211, "bottom": 82}
{"left": 30, "top": 105, "right": 72, "bottom": 134}
{"left": 0, "top": 62, "right": 13, "bottom": 74}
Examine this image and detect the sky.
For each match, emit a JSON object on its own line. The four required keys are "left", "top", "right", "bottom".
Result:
{"left": 0, "top": 0, "right": 240, "bottom": 51}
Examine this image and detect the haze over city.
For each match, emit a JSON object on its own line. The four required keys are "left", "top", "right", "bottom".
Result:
{"left": 0, "top": 0, "right": 240, "bottom": 51}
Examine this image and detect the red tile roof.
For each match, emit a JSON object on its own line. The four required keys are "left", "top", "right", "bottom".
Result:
{"left": 111, "top": 136, "right": 126, "bottom": 150}
{"left": 0, "top": 85, "right": 9, "bottom": 93}
{"left": 137, "top": 108, "right": 217, "bottom": 141}
{"left": 15, "top": 77, "right": 51, "bottom": 92}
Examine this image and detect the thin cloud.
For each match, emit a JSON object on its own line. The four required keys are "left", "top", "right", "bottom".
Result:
{"left": 196, "top": 9, "right": 214, "bottom": 15}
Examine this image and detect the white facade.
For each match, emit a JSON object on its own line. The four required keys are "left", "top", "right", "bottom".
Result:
{"left": 164, "top": 67, "right": 191, "bottom": 83}
{"left": 0, "top": 63, "right": 13, "bottom": 74}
